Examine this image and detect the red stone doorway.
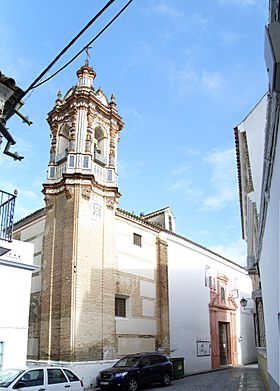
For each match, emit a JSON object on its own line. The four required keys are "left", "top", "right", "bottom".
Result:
{"left": 209, "top": 275, "right": 238, "bottom": 369}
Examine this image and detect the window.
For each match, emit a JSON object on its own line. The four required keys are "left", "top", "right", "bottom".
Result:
{"left": 49, "top": 166, "right": 55, "bottom": 178}
{"left": 47, "top": 369, "right": 67, "bottom": 384}
{"left": 18, "top": 369, "right": 44, "bottom": 387}
{"left": 69, "top": 154, "right": 75, "bottom": 168}
{"left": 133, "top": 233, "right": 142, "bottom": 247}
{"left": 149, "top": 354, "right": 167, "bottom": 365}
{"left": 140, "top": 356, "right": 150, "bottom": 366}
{"left": 221, "top": 287, "right": 225, "bottom": 302}
{"left": 115, "top": 297, "right": 126, "bottom": 317}
{"left": 107, "top": 169, "right": 113, "bottom": 182}
{"left": 168, "top": 215, "right": 173, "bottom": 231}
{"left": 83, "top": 155, "right": 89, "bottom": 168}
{"left": 64, "top": 369, "right": 79, "bottom": 382}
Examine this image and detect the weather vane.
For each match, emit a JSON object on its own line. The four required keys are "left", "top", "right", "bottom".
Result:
{"left": 85, "top": 46, "right": 92, "bottom": 62}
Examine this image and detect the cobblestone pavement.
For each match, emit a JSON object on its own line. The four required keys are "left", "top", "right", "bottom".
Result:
{"left": 145, "top": 364, "right": 266, "bottom": 391}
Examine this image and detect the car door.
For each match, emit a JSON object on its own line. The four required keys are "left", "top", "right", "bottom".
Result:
{"left": 46, "top": 368, "right": 71, "bottom": 391}
{"left": 62, "top": 369, "right": 83, "bottom": 391}
{"left": 138, "top": 356, "right": 153, "bottom": 385}
{"left": 149, "top": 355, "right": 163, "bottom": 382}
{"left": 12, "top": 368, "right": 44, "bottom": 391}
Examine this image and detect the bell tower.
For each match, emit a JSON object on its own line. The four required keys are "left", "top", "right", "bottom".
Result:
{"left": 39, "top": 61, "right": 124, "bottom": 361}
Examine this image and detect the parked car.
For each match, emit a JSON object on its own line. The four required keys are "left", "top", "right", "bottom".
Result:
{"left": 96, "top": 352, "right": 173, "bottom": 391}
{"left": 0, "top": 367, "right": 84, "bottom": 390}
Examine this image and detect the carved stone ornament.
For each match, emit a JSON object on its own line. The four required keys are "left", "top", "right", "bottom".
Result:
{"left": 81, "top": 186, "right": 92, "bottom": 200}
{"left": 45, "top": 196, "right": 54, "bottom": 210}
{"left": 106, "top": 197, "right": 115, "bottom": 210}
{"left": 65, "top": 187, "right": 73, "bottom": 200}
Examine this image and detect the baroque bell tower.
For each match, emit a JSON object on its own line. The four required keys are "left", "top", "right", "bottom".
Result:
{"left": 40, "top": 61, "right": 124, "bottom": 361}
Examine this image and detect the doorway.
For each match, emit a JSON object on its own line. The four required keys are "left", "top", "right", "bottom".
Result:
{"left": 218, "top": 322, "right": 230, "bottom": 366}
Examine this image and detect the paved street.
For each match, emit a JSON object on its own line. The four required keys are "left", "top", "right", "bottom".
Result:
{"left": 145, "top": 364, "right": 265, "bottom": 391}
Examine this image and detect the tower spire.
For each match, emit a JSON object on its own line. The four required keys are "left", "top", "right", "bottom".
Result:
{"left": 76, "top": 60, "right": 96, "bottom": 88}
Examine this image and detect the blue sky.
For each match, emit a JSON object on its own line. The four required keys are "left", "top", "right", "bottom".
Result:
{"left": 1, "top": 0, "right": 268, "bottom": 264}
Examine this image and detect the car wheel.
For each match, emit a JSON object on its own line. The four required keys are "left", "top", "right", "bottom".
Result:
{"left": 126, "top": 377, "right": 138, "bottom": 391}
{"left": 161, "top": 372, "right": 171, "bottom": 387}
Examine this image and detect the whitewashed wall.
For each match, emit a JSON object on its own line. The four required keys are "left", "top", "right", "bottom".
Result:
{"left": 0, "top": 240, "right": 35, "bottom": 369}
{"left": 239, "top": 95, "right": 266, "bottom": 212}
{"left": 166, "top": 233, "right": 256, "bottom": 374}
{"left": 259, "top": 132, "right": 280, "bottom": 389}
{"left": 115, "top": 217, "right": 158, "bottom": 354}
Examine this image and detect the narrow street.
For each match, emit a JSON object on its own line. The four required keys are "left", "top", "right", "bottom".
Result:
{"left": 146, "top": 364, "right": 265, "bottom": 391}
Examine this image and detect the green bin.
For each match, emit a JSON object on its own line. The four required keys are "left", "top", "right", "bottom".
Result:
{"left": 169, "top": 357, "right": 185, "bottom": 379}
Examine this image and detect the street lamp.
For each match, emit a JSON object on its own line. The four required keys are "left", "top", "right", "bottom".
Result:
{"left": 240, "top": 297, "right": 249, "bottom": 308}
{"left": 0, "top": 71, "right": 31, "bottom": 161}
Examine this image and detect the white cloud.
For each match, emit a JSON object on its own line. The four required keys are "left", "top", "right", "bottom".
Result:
{"left": 168, "top": 66, "right": 224, "bottom": 96}
{"left": 221, "top": 31, "right": 239, "bottom": 46}
{"left": 201, "top": 148, "right": 238, "bottom": 211}
{"left": 209, "top": 238, "right": 247, "bottom": 266}
{"left": 152, "top": 2, "right": 184, "bottom": 18}
{"left": 201, "top": 71, "right": 223, "bottom": 93}
{"left": 164, "top": 178, "right": 202, "bottom": 199}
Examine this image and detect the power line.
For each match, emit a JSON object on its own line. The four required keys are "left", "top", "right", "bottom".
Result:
{"left": 13, "top": 0, "right": 116, "bottom": 107}
{"left": 33, "top": 0, "right": 133, "bottom": 89}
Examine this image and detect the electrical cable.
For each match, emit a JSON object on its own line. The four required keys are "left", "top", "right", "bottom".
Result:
{"left": 32, "top": 0, "right": 133, "bottom": 89}
{"left": 13, "top": 0, "right": 116, "bottom": 107}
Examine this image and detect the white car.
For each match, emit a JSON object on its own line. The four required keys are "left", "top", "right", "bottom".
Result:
{"left": 0, "top": 367, "right": 84, "bottom": 391}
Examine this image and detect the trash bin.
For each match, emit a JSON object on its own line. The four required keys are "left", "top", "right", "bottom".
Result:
{"left": 169, "top": 357, "right": 185, "bottom": 379}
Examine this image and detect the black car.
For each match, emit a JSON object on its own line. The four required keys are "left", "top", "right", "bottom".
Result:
{"left": 96, "top": 352, "right": 173, "bottom": 391}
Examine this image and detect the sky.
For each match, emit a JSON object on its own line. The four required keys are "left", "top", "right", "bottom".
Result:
{"left": 0, "top": 0, "right": 268, "bottom": 265}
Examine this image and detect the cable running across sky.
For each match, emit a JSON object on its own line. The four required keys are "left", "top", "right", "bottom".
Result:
{"left": 12, "top": 0, "right": 134, "bottom": 108}
{"left": 32, "top": 0, "right": 134, "bottom": 89}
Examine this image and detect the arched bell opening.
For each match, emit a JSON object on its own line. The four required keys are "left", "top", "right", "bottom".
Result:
{"left": 94, "top": 125, "right": 107, "bottom": 165}
{"left": 56, "top": 123, "right": 70, "bottom": 162}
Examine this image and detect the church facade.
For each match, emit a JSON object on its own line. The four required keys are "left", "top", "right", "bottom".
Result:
{"left": 14, "top": 62, "right": 255, "bottom": 373}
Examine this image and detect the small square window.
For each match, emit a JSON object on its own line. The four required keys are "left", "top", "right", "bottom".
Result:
{"left": 83, "top": 155, "right": 90, "bottom": 168}
{"left": 133, "top": 233, "right": 142, "bottom": 247}
{"left": 115, "top": 297, "right": 126, "bottom": 317}
{"left": 49, "top": 166, "right": 55, "bottom": 178}
{"left": 69, "top": 155, "right": 75, "bottom": 168}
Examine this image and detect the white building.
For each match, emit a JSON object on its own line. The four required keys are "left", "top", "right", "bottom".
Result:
{"left": 167, "top": 230, "right": 256, "bottom": 373}
{"left": 0, "top": 238, "right": 35, "bottom": 369}
{"left": 12, "top": 63, "right": 256, "bottom": 388}
{"left": 234, "top": 1, "right": 280, "bottom": 389}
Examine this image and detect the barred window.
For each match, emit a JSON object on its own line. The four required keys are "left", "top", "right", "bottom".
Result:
{"left": 133, "top": 233, "right": 142, "bottom": 247}
{"left": 115, "top": 297, "right": 126, "bottom": 317}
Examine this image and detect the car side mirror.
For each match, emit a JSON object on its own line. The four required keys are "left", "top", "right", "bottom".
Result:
{"left": 14, "top": 382, "right": 26, "bottom": 389}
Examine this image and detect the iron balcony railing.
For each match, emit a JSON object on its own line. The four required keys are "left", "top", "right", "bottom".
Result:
{"left": 0, "top": 189, "right": 16, "bottom": 241}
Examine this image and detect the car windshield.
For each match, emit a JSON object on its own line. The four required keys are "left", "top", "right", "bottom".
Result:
{"left": 114, "top": 357, "right": 140, "bottom": 368}
{"left": 0, "top": 369, "right": 24, "bottom": 387}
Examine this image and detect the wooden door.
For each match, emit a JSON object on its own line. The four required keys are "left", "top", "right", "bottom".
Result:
{"left": 218, "top": 322, "right": 230, "bottom": 366}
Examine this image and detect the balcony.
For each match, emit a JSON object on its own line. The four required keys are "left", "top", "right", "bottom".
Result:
{"left": 0, "top": 189, "right": 16, "bottom": 243}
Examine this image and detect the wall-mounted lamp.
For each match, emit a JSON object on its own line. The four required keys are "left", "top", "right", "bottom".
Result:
{"left": 240, "top": 297, "right": 249, "bottom": 308}
{"left": 240, "top": 297, "right": 254, "bottom": 312}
